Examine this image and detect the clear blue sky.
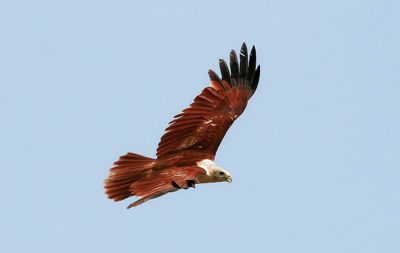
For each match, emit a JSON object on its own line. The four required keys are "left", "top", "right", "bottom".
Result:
{"left": 1, "top": 1, "right": 399, "bottom": 252}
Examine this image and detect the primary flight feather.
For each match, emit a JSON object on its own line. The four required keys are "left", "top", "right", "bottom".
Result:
{"left": 104, "top": 43, "right": 260, "bottom": 208}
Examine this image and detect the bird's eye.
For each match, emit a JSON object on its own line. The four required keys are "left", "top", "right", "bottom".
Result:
{"left": 219, "top": 171, "right": 225, "bottom": 175}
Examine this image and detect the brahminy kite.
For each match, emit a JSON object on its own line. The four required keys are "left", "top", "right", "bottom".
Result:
{"left": 104, "top": 43, "right": 260, "bottom": 208}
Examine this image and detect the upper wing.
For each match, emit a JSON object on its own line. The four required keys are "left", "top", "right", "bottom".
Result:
{"left": 156, "top": 43, "right": 260, "bottom": 160}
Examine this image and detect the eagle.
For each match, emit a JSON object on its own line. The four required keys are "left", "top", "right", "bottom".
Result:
{"left": 104, "top": 43, "right": 260, "bottom": 208}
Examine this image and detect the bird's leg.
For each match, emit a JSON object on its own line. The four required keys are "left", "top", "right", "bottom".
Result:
{"left": 186, "top": 180, "right": 196, "bottom": 188}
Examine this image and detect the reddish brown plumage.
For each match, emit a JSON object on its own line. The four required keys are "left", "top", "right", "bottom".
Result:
{"left": 156, "top": 85, "right": 253, "bottom": 160}
{"left": 104, "top": 43, "right": 260, "bottom": 208}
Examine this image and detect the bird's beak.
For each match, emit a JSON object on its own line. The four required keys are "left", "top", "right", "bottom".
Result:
{"left": 226, "top": 176, "right": 232, "bottom": 183}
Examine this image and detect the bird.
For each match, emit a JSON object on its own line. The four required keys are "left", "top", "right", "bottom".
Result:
{"left": 104, "top": 43, "right": 260, "bottom": 208}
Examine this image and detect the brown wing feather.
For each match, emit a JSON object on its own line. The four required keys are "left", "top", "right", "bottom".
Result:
{"left": 127, "top": 166, "right": 204, "bottom": 208}
{"left": 156, "top": 43, "right": 260, "bottom": 160}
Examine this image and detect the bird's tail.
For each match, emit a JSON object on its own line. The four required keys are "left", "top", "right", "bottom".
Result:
{"left": 104, "top": 152, "right": 155, "bottom": 202}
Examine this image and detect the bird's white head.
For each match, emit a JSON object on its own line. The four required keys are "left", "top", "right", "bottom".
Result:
{"left": 213, "top": 167, "right": 232, "bottom": 183}
{"left": 197, "top": 159, "right": 232, "bottom": 183}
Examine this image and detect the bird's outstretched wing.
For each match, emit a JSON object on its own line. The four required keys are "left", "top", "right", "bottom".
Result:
{"left": 156, "top": 43, "right": 260, "bottom": 160}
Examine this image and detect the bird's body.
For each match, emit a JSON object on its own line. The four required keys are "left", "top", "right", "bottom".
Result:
{"left": 104, "top": 43, "right": 260, "bottom": 208}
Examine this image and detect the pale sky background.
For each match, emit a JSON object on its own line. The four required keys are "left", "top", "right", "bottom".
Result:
{"left": 1, "top": 1, "right": 399, "bottom": 252}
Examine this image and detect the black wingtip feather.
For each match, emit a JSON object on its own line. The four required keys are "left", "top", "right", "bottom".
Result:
{"left": 208, "top": 69, "right": 227, "bottom": 91}
{"left": 247, "top": 46, "right": 256, "bottom": 82}
{"left": 219, "top": 59, "right": 232, "bottom": 87}
{"left": 208, "top": 69, "right": 221, "bottom": 83}
{"left": 211, "top": 43, "right": 260, "bottom": 94}
{"left": 229, "top": 50, "right": 239, "bottom": 81}
{"left": 239, "top": 43, "right": 248, "bottom": 80}
{"left": 251, "top": 65, "right": 260, "bottom": 92}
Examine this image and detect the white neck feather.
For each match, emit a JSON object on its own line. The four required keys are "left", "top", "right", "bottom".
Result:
{"left": 196, "top": 159, "right": 217, "bottom": 176}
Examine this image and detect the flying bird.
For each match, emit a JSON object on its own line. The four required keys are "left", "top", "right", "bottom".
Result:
{"left": 104, "top": 43, "right": 260, "bottom": 208}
